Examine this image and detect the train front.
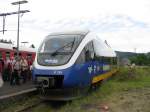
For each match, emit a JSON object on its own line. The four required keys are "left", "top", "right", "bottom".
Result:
{"left": 32, "top": 33, "right": 88, "bottom": 100}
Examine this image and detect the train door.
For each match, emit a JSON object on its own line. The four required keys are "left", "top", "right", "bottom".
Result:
{"left": 74, "top": 41, "right": 95, "bottom": 86}
{"left": 84, "top": 41, "right": 96, "bottom": 79}
{"left": 84, "top": 41, "right": 97, "bottom": 85}
{"left": 75, "top": 41, "right": 95, "bottom": 65}
{"left": 84, "top": 41, "right": 95, "bottom": 62}
{"left": 95, "top": 55, "right": 103, "bottom": 75}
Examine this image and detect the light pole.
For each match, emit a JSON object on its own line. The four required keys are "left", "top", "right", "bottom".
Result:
{"left": 11, "top": 0, "right": 29, "bottom": 58}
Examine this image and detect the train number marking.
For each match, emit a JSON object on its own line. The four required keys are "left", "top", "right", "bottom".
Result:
{"left": 53, "top": 71, "right": 63, "bottom": 75}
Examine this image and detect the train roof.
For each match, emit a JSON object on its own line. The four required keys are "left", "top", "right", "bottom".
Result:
{"left": 93, "top": 36, "right": 116, "bottom": 57}
{"left": 45, "top": 30, "right": 116, "bottom": 57}
{"left": 0, "top": 43, "right": 13, "bottom": 50}
{"left": 19, "top": 47, "right": 36, "bottom": 53}
{"left": 48, "top": 29, "right": 89, "bottom": 36}
{"left": 0, "top": 42, "right": 36, "bottom": 53}
{"left": 80, "top": 31, "right": 116, "bottom": 57}
{"left": 34, "top": 30, "right": 116, "bottom": 70}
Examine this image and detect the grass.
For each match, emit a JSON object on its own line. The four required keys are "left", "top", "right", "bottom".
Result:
{"left": 2, "top": 66, "right": 150, "bottom": 112}
{"left": 57, "top": 66, "right": 150, "bottom": 112}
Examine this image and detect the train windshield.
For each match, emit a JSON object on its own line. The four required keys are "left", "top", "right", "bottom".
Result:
{"left": 37, "top": 34, "right": 84, "bottom": 66}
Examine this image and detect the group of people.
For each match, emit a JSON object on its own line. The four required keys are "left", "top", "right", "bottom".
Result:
{"left": 0, "top": 56, "right": 33, "bottom": 86}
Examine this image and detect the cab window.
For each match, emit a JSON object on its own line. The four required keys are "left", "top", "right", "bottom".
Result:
{"left": 85, "top": 41, "right": 95, "bottom": 61}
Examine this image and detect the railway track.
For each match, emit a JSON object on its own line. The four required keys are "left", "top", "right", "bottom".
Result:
{"left": 15, "top": 100, "right": 68, "bottom": 112}
{"left": 15, "top": 99, "right": 44, "bottom": 112}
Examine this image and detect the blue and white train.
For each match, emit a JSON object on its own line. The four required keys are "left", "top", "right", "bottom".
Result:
{"left": 32, "top": 30, "right": 118, "bottom": 100}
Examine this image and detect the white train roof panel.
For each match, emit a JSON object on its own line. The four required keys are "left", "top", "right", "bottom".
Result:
{"left": 0, "top": 43, "right": 13, "bottom": 50}
{"left": 19, "top": 47, "right": 36, "bottom": 53}
{"left": 49, "top": 29, "right": 89, "bottom": 36}
{"left": 93, "top": 37, "right": 116, "bottom": 57}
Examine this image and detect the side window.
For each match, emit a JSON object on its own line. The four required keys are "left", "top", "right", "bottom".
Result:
{"left": 85, "top": 41, "right": 95, "bottom": 61}
{"left": 27, "top": 53, "right": 32, "bottom": 58}
{"left": 76, "top": 49, "right": 85, "bottom": 64}
{"left": 6, "top": 52, "right": 10, "bottom": 58}
{"left": 97, "top": 56, "right": 103, "bottom": 62}
{"left": 76, "top": 41, "right": 95, "bottom": 64}
{"left": 103, "top": 57, "right": 110, "bottom": 64}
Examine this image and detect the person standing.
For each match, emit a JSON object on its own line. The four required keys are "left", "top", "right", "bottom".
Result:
{"left": 0, "top": 72, "right": 3, "bottom": 87}
{"left": 3, "top": 57, "right": 11, "bottom": 81}
{"left": 0, "top": 59, "right": 4, "bottom": 87}
{"left": 0, "top": 58, "right": 4, "bottom": 77}
{"left": 9, "top": 57, "right": 15, "bottom": 83}
{"left": 0, "top": 59, "right": 3, "bottom": 76}
{"left": 10, "top": 58, "right": 20, "bottom": 85}
{"left": 20, "top": 57, "right": 28, "bottom": 83}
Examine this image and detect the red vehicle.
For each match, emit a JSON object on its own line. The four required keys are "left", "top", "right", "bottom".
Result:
{"left": 0, "top": 42, "right": 36, "bottom": 86}
{"left": 0, "top": 42, "right": 36, "bottom": 75}
{"left": 0, "top": 42, "right": 36, "bottom": 61}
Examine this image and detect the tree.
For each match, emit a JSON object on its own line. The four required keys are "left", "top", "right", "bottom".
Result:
{"left": 129, "top": 54, "right": 149, "bottom": 65}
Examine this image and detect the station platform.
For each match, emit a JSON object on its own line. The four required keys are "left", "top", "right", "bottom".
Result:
{"left": 0, "top": 81, "right": 36, "bottom": 100}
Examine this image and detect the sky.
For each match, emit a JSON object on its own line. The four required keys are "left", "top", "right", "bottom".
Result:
{"left": 0, "top": 0, "right": 150, "bottom": 53}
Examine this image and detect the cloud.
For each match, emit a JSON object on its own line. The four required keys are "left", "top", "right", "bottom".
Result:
{"left": 34, "top": 15, "right": 150, "bottom": 53}
{"left": 1, "top": 14, "right": 150, "bottom": 53}
{"left": 0, "top": 0, "right": 150, "bottom": 53}
{"left": 33, "top": 14, "right": 150, "bottom": 33}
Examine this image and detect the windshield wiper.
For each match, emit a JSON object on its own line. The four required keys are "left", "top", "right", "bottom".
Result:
{"left": 51, "top": 38, "right": 75, "bottom": 56}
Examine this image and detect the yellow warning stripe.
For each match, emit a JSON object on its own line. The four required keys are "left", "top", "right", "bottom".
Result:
{"left": 92, "top": 69, "right": 118, "bottom": 84}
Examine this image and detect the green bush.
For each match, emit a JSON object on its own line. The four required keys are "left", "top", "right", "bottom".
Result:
{"left": 113, "top": 67, "right": 149, "bottom": 81}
